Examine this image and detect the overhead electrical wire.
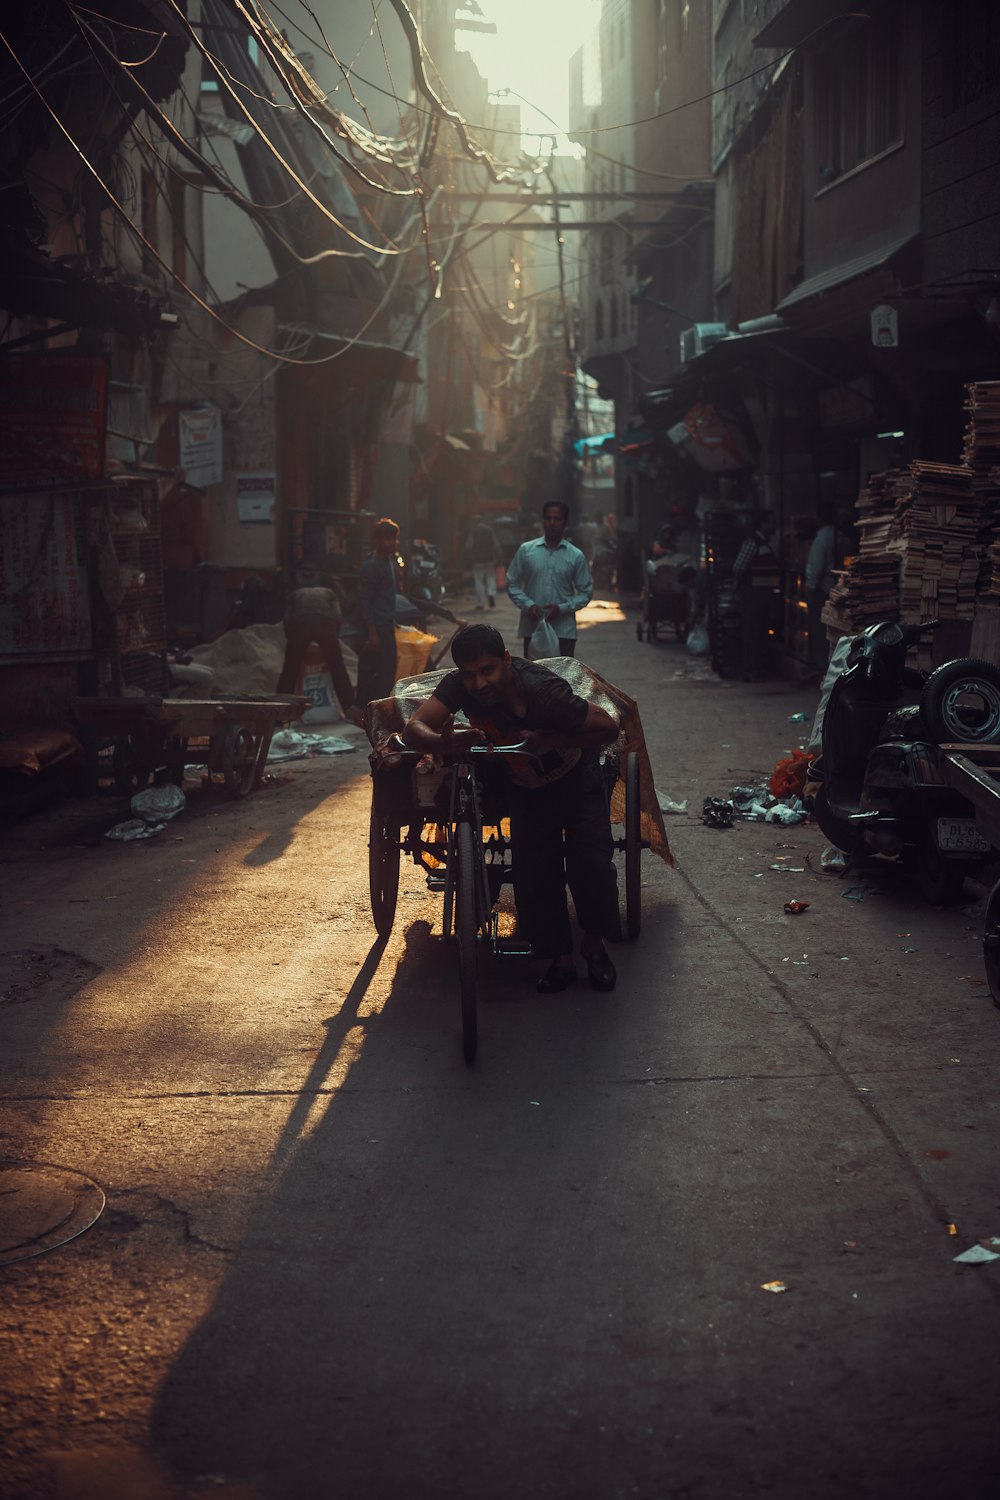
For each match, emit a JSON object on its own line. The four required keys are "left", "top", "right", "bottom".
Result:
{"left": 222, "top": 0, "right": 421, "bottom": 196}
{"left": 0, "top": 24, "right": 423, "bottom": 369}
{"left": 149, "top": 0, "right": 415, "bottom": 250}
{"left": 68, "top": 8, "right": 401, "bottom": 262}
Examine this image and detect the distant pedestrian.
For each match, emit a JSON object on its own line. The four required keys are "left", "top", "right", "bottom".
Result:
{"left": 356, "top": 517, "right": 401, "bottom": 706}
{"left": 573, "top": 513, "right": 597, "bottom": 564}
{"left": 506, "top": 501, "right": 592, "bottom": 658}
{"left": 732, "top": 509, "right": 780, "bottom": 681}
{"left": 806, "top": 501, "right": 850, "bottom": 671}
{"left": 467, "top": 512, "right": 500, "bottom": 611}
{"left": 277, "top": 564, "right": 363, "bottom": 726}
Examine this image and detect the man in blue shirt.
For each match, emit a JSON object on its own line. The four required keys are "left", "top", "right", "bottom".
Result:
{"left": 356, "top": 517, "right": 400, "bottom": 706}
{"left": 506, "top": 501, "right": 593, "bottom": 657}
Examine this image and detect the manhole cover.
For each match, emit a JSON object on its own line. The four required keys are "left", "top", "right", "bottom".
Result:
{"left": 0, "top": 1161, "right": 105, "bottom": 1265}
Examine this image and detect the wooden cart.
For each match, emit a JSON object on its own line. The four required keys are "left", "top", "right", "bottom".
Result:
{"left": 72, "top": 696, "right": 307, "bottom": 799}
{"left": 941, "top": 743, "right": 1000, "bottom": 1006}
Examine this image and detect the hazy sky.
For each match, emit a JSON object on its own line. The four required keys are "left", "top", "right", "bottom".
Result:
{"left": 458, "top": 0, "right": 603, "bottom": 149}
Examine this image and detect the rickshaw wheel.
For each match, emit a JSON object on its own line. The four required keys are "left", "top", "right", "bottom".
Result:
{"left": 369, "top": 805, "right": 400, "bottom": 937}
{"left": 456, "top": 820, "right": 479, "bottom": 1064}
{"left": 624, "top": 751, "right": 642, "bottom": 941}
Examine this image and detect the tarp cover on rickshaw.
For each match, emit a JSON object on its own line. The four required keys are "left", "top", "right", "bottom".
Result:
{"left": 365, "top": 657, "right": 672, "bottom": 865}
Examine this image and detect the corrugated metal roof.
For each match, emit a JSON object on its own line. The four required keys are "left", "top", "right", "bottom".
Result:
{"left": 777, "top": 235, "right": 917, "bottom": 311}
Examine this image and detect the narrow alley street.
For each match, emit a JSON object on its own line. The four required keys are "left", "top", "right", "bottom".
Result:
{"left": 3, "top": 595, "right": 1000, "bottom": 1500}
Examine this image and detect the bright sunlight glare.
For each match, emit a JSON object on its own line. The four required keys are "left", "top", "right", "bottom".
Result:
{"left": 460, "top": 0, "right": 603, "bottom": 151}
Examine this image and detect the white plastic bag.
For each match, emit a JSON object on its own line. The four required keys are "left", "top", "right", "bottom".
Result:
{"left": 528, "top": 618, "right": 560, "bottom": 659}
{"left": 686, "top": 621, "right": 710, "bottom": 657}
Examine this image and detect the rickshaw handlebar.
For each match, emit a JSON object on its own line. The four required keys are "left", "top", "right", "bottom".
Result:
{"left": 383, "top": 733, "right": 531, "bottom": 759}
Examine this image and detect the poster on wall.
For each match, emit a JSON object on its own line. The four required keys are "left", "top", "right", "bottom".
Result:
{"left": 0, "top": 352, "right": 108, "bottom": 490}
{"left": 179, "top": 404, "right": 223, "bottom": 488}
{"left": 0, "top": 491, "right": 92, "bottom": 659}
{"left": 236, "top": 473, "right": 276, "bottom": 524}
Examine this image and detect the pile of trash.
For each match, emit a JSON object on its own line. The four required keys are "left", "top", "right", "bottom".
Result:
{"left": 106, "top": 785, "right": 186, "bottom": 841}
{"left": 266, "top": 729, "right": 357, "bottom": 762}
{"left": 702, "top": 780, "right": 809, "bottom": 829}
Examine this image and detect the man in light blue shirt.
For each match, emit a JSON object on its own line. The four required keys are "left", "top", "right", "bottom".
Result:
{"left": 506, "top": 501, "right": 593, "bottom": 657}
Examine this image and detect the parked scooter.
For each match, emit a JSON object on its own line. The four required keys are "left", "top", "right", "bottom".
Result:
{"left": 811, "top": 619, "right": 1000, "bottom": 904}
{"left": 407, "top": 537, "right": 445, "bottom": 605}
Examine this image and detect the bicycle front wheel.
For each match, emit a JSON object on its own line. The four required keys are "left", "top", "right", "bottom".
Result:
{"left": 455, "top": 819, "right": 479, "bottom": 1064}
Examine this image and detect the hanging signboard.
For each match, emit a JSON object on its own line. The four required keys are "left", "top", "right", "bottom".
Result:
{"left": 0, "top": 352, "right": 108, "bottom": 491}
{"left": 871, "top": 304, "right": 899, "bottom": 348}
{"left": 179, "top": 404, "right": 223, "bottom": 488}
{"left": 236, "top": 472, "right": 276, "bottom": 523}
{"left": 0, "top": 491, "right": 92, "bottom": 659}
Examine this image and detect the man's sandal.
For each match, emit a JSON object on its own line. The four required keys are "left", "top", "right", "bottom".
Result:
{"left": 581, "top": 945, "right": 616, "bottom": 992}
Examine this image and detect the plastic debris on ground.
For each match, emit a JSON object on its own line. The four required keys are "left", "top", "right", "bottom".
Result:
{"left": 784, "top": 900, "right": 810, "bottom": 914}
{"left": 841, "top": 885, "right": 869, "bottom": 903}
{"left": 267, "top": 729, "right": 357, "bottom": 763}
{"left": 105, "top": 817, "right": 164, "bottom": 841}
{"left": 728, "top": 781, "right": 808, "bottom": 826}
{"left": 656, "top": 789, "right": 688, "bottom": 815}
{"left": 702, "top": 797, "right": 734, "bottom": 829}
{"left": 760, "top": 1280, "right": 788, "bottom": 1293}
{"left": 788, "top": 712, "right": 809, "bottom": 723}
{"left": 820, "top": 845, "right": 848, "bottom": 873}
{"left": 954, "top": 1239, "right": 1000, "bottom": 1265}
{"left": 671, "top": 661, "right": 725, "bottom": 683}
{"left": 131, "top": 785, "right": 185, "bottom": 824}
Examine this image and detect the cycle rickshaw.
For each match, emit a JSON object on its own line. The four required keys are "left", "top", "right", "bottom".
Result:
{"left": 366, "top": 662, "right": 670, "bottom": 1064}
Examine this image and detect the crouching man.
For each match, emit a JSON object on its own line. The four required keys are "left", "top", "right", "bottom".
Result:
{"left": 402, "top": 624, "right": 621, "bottom": 992}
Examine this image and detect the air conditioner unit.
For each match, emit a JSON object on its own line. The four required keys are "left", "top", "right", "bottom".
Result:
{"left": 680, "top": 323, "right": 730, "bottom": 363}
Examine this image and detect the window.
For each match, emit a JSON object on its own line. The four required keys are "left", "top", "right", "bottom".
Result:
{"left": 594, "top": 297, "right": 605, "bottom": 341}
{"left": 610, "top": 293, "right": 619, "bottom": 339}
{"left": 814, "top": 5, "right": 902, "bottom": 183}
{"left": 600, "top": 227, "right": 613, "bottom": 285}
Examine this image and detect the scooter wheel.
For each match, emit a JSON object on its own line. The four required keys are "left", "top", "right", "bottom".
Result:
{"left": 921, "top": 658, "right": 1000, "bottom": 745}
{"left": 812, "top": 786, "right": 865, "bottom": 858}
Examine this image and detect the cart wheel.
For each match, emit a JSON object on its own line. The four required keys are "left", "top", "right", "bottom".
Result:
{"left": 624, "top": 751, "right": 642, "bottom": 941}
{"left": 113, "top": 739, "right": 152, "bottom": 798}
{"left": 369, "top": 804, "right": 400, "bottom": 938}
{"left": 221, "top": 725, "right": 257, "bottom": 798}
{"left": 456, "top": 820, "right": 479, "bottom": 1064}
{"left": 983, "top": 881, "right": 1000, "bottom": 1008}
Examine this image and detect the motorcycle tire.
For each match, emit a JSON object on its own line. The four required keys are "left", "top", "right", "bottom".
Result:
{"left": 812, "top": 785, "right": 865, "bottom": 858}
{"left": 921, "top": 658, "right": 1000, "bottom": 745}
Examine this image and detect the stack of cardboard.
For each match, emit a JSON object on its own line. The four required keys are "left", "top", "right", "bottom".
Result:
{"left": 822, "top": 553, "right": 900, "bottom": 637}
{"left": 889, "top": 461, "right": 978, "bottom": 622}
{"left": 964, "top": 382, "right": 1000, "bottom": 595}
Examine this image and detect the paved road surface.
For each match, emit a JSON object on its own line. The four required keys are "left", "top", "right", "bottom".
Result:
{"left": 2, "top": 592, "right": 1000, "bottom": 1498}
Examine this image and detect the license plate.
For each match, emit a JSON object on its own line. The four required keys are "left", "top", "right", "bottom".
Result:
{"left": 937, "top": 818, "right": 991, "bottom": 854}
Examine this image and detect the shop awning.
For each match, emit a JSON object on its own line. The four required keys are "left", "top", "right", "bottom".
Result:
{"left": 776, "top": 235, "right": 917, "bottom": 312}
{"left": 573, "top": 432, "right": 616, "bottom": 456}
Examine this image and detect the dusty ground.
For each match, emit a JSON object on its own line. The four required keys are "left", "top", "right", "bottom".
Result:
{"left": 2, "top": 590, "right": 1000, "bottom": 1500}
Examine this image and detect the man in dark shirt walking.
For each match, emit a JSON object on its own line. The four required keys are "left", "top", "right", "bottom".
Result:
{"left": 356, "top": 517, "right": 400, "bottom": 707}
{"left": 402, "top": 624, "right": 621, "bottom": 992}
